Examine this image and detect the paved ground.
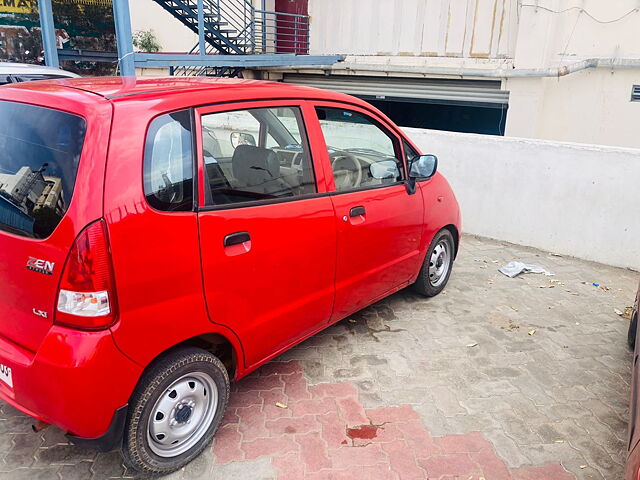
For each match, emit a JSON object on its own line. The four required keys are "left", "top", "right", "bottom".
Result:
{"left": 0, "top": 235, "right": 638, "bottom": 480}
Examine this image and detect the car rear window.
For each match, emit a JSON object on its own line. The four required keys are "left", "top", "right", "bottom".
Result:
{"left": 0, "top": 100, "right": 86, "bottom": 238}
{"left": 143, "top": 110, "right": 194, "bottom": 212}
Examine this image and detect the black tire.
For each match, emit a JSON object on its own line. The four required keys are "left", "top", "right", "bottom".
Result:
{"left": 122, "top": 347, "right": 230, "bottom": 475}
{"left": 629, "top": 311, "right": 638, "bottom": 350}
{"left": 412, "top": 229, "right": 455, "bottom": 297}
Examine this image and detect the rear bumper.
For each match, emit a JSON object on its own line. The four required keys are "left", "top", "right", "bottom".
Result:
{"left": 67, "top": 404, "right": 128, "bottom": 452}
{"left": 0, "top": 326, "right": 141, "bottom": 439}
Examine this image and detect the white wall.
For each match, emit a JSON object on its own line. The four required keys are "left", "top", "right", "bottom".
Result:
{"left": 505, "top": 69, "right": 640, "bottom": 149}
{"left": 130, "top": 0, "right": 196, "bottom": 52}
{"left": 308, "top": 0, "right": 518, "bottom": 58}
{"left": 513, "top": 0, "right": 640, "bottom": 69}
{"left": 403, "top": 128, "right": 640, "bottom": 270}
{"left": 503, "top": 0, "right": 640, "bottom": 147}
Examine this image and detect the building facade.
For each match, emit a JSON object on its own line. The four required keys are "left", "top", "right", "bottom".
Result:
{"left": 132, "top": 0, "right": 640, "bottom": 148}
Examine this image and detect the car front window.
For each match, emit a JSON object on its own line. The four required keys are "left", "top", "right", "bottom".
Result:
{"left": 315, "top": 107, "right": 403, "bottom": 192}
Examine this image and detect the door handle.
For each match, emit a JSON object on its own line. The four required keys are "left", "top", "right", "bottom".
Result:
{"left": 223, "top": 231, "right": 250, "bottom": 247}
{"left": 349, "top": 206, "right": 366, "bottom": 217}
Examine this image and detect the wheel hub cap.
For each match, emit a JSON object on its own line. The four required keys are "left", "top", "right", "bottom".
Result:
{"left": 175, "top": 404, "right": 193, "bottom": 424}
{"left": 147, "top": 372, "right": 218, "bottom": 458}
{"left": 428, "top": 240, "right": 451, "bottom": 287}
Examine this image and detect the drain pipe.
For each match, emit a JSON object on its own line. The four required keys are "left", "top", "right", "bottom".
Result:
{"left": 267, "top": 58, "right": 640, "bottom": 78}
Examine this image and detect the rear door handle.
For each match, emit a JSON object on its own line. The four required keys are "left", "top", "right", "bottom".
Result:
{"left": 349, "top": 206, "right": 366, "bottom": 217}
{"left": 224, "top": 231, "right": 250, "bottom": 247}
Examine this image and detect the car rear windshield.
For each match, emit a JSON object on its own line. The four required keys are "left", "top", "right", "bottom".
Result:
{"left": 0, "top": 100, "right": 86, "bottom": 238}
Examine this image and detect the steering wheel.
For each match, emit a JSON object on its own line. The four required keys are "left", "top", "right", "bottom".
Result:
{"left": 330, "top": 151, "right": 362, "bottom": 190}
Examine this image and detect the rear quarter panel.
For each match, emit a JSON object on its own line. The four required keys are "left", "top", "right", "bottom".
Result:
{"left": 104, "top": 99, "right": 243, "bottom": 372}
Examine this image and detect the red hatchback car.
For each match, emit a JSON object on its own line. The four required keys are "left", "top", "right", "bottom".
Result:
{"left": 0, "top": 77, "right": 461, "bottom": 473}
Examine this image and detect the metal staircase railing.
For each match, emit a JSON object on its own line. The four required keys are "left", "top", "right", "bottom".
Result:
{"left": 254, "top": 9, "right": 309, "bottom": 55}
{"left": 209, "top": 0, "right": 255, "bottom": 52}
{"left": 170, "top": 42, "right": 242, "bottom": 76}
{"left": 148, "top": 0, "right": 309, "bottom": 76}
{"left": 163, "top": 1, "right": 312, "bottom": 77}
{"left": 152, "top": 0, "right": 255, "bottom": 54}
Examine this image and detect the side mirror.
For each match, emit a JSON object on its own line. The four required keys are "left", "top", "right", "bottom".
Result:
{"left": 409, "top": 154, "right": 438, "bottom": 179}
{"left": 230, "top": 131, "right": 257, "bottom": 149}
{"left": 369, "top": 159, "right": 399, "bottom": 180}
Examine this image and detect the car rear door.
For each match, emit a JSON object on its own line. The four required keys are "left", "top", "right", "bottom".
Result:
{"left": 309, "top": 103, "right": 424, "bottom": 322}
{"left": 0, "top": 90, "right": 111, "bottom": 352}
{"left": 195, "top": 100, "right": 336, "bottom": 369}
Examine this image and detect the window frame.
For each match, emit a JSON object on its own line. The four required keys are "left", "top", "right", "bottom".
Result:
{"left": 401, "top": 138, "right": 436, "bottom": 184}
{"left": 142, "top": 108, "right": 197, "bottom": 213}
{"left": 310, "top": 101, "right": 407, "bottom": 195}
{"left": 194, "top": 100, "right": 320, "bottom": 212}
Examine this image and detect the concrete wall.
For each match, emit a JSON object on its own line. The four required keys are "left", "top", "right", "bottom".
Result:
{"left": 504, "top": 0, "right": 640, "bottom": 148}
{"left": 309, "top": 0, "right": 518, "bottom": 58}
{"left": 512, "top": 0, "right": 640, "bottom": 69}
{"left": 403, "top": 127, "right": 640, "bottom": 270}
{"left": 505, "top": 69, "right": 640, "bottom": 149}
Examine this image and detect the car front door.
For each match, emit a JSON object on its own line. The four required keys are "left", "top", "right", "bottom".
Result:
{"left": 310, "top": 103, "right": 425, "bottom": 322}
{"left": 195, "top": 101, "right": 336, "bottom": 369}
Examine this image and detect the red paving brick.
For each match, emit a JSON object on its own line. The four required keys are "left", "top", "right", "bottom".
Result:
{"left": 213, "top": 361, "right": 576, "bottom": 479}
{"left": 418, "top": 453, "right": 482, "bottom": 478}
{"left": 382, "top": 439, "right": 427, "bottom": 480}
{"left": 243, "top": 435, "right": 299, "bottom": 460}
{"left": 336, "top": 396, "right": 369, "bottom": 425}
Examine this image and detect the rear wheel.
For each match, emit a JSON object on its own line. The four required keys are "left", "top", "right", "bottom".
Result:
{"left": 122, "top": 347, "right": 229, "bottom": 474}
{"left": 412, "top": 229, "right": 455, "bottom": 297}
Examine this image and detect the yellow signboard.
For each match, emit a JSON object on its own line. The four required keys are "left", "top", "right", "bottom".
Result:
{"left": 0, "top": 0, "right": 112, "bottom": 14}
{"left": 74, "top": 0, "right": 112, "bottom": 5}
{"left": 0, "top": 0, "right": 36, "bottom": 14}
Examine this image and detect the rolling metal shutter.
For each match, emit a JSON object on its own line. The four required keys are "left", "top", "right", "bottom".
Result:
{"left": 282, "top": 74, "right": 509, "bottom": 108}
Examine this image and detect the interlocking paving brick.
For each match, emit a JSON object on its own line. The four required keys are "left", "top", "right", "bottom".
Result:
{"left": 0, "top": 235, "right": 637, "bottom": 479}
{"left": 211, "top": 360, "right": 576, "bottom": 479}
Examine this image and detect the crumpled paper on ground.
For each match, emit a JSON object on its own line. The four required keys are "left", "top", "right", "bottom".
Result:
{"left": 498, "top": 261, "right": 554, "bottom": 278}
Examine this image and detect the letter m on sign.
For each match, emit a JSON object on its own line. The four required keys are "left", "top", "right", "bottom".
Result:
{"left": 0, "top": 0, "right": 33, "bottom": 13}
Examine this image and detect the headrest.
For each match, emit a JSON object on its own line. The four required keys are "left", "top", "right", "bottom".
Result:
{"left": 231, "top": 145, "right": 280, "bottom": 187}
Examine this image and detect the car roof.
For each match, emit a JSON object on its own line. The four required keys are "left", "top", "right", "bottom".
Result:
{"left": 1, "top": 76, "right": 363, "bottom": 105}
{"left": 0, "top": 62, "right": 79, "bottom": 77}
{"left": 0, "top": 75, "right": 407, "bottom": 153}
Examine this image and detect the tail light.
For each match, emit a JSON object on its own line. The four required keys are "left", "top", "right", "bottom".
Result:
{"left": 55, "top": 220, "right": 117, "bottom": 329}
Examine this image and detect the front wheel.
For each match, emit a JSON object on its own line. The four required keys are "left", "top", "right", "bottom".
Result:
{"left": 122, "top": 347, "right": 230, "bottom": 474}
{"left": 412, "top": 229, "right": 455, "bottom": 297}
